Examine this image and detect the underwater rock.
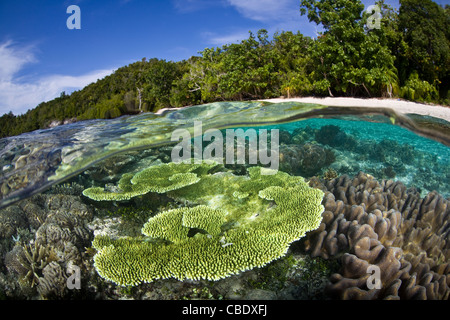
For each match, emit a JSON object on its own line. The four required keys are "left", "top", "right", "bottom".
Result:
{"left": 315, "top": 125, "right": 357, "bottom": 151}
{"left": 304, "top": 173, "right": 450, "bottom": 300}
{"left": 279, "top": 143, "right": 335, "bottom": 177}
{"left": 279, "top": 130, "right": 292, "bottom": 145}
{"left": 291, "top": 126, "right": 315, "bottom": 145}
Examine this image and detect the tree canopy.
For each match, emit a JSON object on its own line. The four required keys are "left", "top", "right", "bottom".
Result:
{"left": 1, "top": 0, "right": 448, "bottom": 138}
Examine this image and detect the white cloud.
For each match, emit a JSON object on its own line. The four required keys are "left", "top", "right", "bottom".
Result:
{"left": 202, "top": 0, "right": 311, "bottom": 45}
{"left": 0, "top": 70, "right": 114, "bottom": 115}
{"left": 225, "top": 0, "right": 299, "bottom": 22}
{"left": 173, "top": 0, "right": 299, "bottom": 19}
{"left": 0, "top": 41, "right": 114, "bottom": 115}
{"left": 0, "top": 40, "right": 37, "bottom": 82}
{"left": 173, "top": 0, "right": 226, "bottom": 13}
{"left": 203, "top": 30, "right": 251, "bottom": 45}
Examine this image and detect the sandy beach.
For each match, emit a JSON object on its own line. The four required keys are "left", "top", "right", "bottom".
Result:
{"left": 260, "top": 97, "right": 450, "bottom": 122}
{"left": 156, "top": 97, "right": 450, "bottom": 122}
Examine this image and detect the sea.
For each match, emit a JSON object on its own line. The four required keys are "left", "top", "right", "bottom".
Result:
{"left": 0, "top": 101, "right": 448, "bottom": 301}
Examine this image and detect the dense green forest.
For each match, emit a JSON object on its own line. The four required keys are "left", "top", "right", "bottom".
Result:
{"left": 1, "top": 0, "right": 449, "bottom": 138}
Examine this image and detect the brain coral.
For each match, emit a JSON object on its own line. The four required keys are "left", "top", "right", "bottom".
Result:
{"left": 89, "top": 163, "right": 324, "bottom": 286}
{"left": 305, "top": 172, "right": 449, "bottom": 300}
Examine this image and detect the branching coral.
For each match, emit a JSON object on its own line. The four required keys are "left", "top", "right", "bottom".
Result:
{"left": 11, "top": 242, "right": 58, "bottom": 288}
{"left": 89, "top": 163, "right": 325, "bottom": 286}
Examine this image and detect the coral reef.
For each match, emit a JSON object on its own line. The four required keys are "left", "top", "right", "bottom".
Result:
{"left": 0, "top": 143, "right": 62, "bottom": 201}
{"left": 0, "top": 205, "right": 28, "bottom": 239}
{"left": 323, "top": 168, "right": 338, "bottom": 181}
{"left": 278, "top": 123, "right": 450, "bottom": 198}
{"left": 47, "top": 181, "right": 85, "bottom": 196}
{"left": 89, "top": 162, "right": 324, "bottom": 286}
{"left": 304, "top": 172, "right": 450, "bottom": 300}
{"left": 366, "top": 139, "right": 415, "bottom": 165}
{"left": 291, "top": 126, "right": 315, "bottom": 145}
{"left": 1, "top": 193, "right": 93, "bottom": 298}
{"left": 36, "top": 261, "right": 68, "bottom": 298}
{"left": 5, "top": 242, "right": 57, "bottom": 288}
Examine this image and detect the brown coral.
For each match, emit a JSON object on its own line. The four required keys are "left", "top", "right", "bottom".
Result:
{"left": 304, "top": 172, "right": 449, "bottom": 300}
{"left": 5, "top": 242, "right": 57, "bottom": 288}
{"left": 37, "top": 261, "right": 68, "bottom": 298}
{"left": 2, "top": 193, "right": 93, "bottom": 298}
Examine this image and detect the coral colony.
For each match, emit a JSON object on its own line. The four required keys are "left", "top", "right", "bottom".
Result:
{"left": 305, "top": 173, "right": 450, "bottom": 300}
{"left": 83, "top": 162, "right": 324, "bottom": 286}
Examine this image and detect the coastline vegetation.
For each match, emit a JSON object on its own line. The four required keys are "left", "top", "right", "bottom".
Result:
{"left": 0, "top": 0, "right": 448, "bottom": 138}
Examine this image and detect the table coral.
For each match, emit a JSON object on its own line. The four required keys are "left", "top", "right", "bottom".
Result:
{"left": 82, "top": 162, "right": 217, "bottom": 201}
{"left": 89, "top": 163, "right": 324, "bottom": 286}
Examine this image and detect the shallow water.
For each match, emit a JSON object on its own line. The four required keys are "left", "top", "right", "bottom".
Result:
{"left": 1, "top": 101, "right": 448, "bottom": 209}
{"left": 263, "top": 117, "right": 449, "bottom": 197}
{"left": 0, "top": 101, "right": 449, "bottom": 300}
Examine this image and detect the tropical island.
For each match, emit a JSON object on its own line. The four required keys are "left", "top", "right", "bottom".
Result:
{"left": 0, "top": 0, "right": 448, "bottom": 138}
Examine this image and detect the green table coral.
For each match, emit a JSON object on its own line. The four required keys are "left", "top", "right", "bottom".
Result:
{"left": 82, "top": 162, "right": 216, "bottom": 201}
{"left": 89, "top": 162, "right": 325, "bottom": 286}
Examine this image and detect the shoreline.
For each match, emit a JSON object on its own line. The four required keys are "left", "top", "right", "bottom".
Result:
{"left": 260, "top": 97, "right": 450, "bottom": 122}
{"left": 156, "top": 97, "right": 450, "bottom": 122}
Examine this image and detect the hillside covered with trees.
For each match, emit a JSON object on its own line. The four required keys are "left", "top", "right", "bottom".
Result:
{"left": 1, "top": 0, "right": 449, "bottom": 138}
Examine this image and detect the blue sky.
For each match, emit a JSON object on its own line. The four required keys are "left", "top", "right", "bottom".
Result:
{"left": 0, "top": 0, "right": 446, "bottom": 116}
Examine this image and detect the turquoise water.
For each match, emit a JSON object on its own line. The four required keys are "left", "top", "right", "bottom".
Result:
{"left": 1, "top": 101, "right": 448, "bottom": 209}
{"left": 235, "top": 117, "right": 449, "bottom": 197}
{"left": 0, "top": 101, "right": 448, "bottom": 300}
{"left": 274, "top": 118, "right": 449, "bottom": 155}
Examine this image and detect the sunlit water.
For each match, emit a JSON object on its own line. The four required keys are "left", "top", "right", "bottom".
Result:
{"left": 0, "top": 100, "right": 449, "bottom": 300}
{"left": 1, "top": 101, "right": 448, "bottom": 209}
